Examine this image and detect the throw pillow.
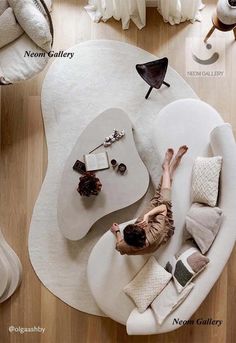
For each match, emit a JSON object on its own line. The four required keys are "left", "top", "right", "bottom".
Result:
{"left": 169, "top": 241, "right": 209, "bottom": 293}
{"left": 185, "top": 203, "right": 223, "bottom": 254}
{"left": 8, "top": 0, "right": 52, "bottom": 52}
{"left": 0, "top": 0, "right": 8, "bottom": 16}
{"left": 151, "top": 280, "right": 194, "bottom": 325}
{"left": 123, "top": 256, "right": 172, "bottom": 313}
{"left": 0, "top": 8, "right": 24, "bottom": 49}
{"left": 191, "top": 156, "right": 222, "bottom": 207}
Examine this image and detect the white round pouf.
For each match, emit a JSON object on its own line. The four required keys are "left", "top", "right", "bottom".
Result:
{"left": 29, "top": 40, "right": 198, "bottom": 316}
{"left": 0, "top": 0, "right": 53, "bottom": 84}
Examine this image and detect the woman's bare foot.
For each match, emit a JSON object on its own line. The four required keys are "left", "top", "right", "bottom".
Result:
{"left": 170, "top": 145, "right": 188, "bottom": 177}
{"left": 162, "top": 148, "right": 174, "bottom": 170}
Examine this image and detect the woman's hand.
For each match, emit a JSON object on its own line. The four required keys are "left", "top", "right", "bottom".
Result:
{"left": 143, "top": 214, "right": 149, "bottom": 223}
{"left": 139, "top": 214, "right": 149, "bottom": 228}
{"left": 110, "top": 223, "right": 120, "bottom": 234}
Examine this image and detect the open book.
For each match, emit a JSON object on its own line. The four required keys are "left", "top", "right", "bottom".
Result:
{"left": 84, "top": 152, "right": 109, "bottom": 171}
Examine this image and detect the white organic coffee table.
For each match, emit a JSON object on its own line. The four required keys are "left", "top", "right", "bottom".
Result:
{"left": 57, "top": 108, "right": 149, "bottom": 240}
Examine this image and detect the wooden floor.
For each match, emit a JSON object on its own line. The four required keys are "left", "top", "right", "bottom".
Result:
{"left": 0, "top": 0, "right": 235, "bottom": 342}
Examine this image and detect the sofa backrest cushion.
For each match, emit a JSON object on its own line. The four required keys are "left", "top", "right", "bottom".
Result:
{"left": 8, "top": 0, "right": 52, "bottom": 52}
{"left": 0, "top": 8, "right": 24, "bottom": 49}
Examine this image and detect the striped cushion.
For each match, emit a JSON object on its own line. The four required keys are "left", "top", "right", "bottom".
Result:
{"left": 168, "top": 241, "right": 209, "bottom": 293}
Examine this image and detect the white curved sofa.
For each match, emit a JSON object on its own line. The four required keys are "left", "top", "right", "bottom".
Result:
{"left": 0, "top": 0, "right": 53, "bottom": 85}
{"left": 87, "top": 99, "right": 236, "bottom": 335}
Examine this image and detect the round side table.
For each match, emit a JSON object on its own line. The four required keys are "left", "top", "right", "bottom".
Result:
{"left": 204, "top": 12, "right": 236, "bottom": 43}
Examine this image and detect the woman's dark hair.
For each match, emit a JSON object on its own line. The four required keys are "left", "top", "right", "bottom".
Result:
{"left": 77, "top": 172, "right": 102, "bottom": 197}
{"left": 123, "top": 224, "right": 146, "bottom": 248}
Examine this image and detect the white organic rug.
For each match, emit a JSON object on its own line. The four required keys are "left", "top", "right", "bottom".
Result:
{"left": 28, "top": 40, "right": 198, "bottom": 316}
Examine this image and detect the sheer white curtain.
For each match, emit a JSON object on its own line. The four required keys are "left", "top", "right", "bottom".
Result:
{"left": 157, "top": 0, "right": 205, "bottom": 25}
{"left": 85, "top": 0, "right": 146, "bottom": 30}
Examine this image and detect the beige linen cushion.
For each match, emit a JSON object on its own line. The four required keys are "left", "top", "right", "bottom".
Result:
{"left": 192, "top": 156, "right": 222, "bottom": 207}
{"left": 0, "top": 0, "right": 8, "bottom": 15}
{"left": 123, "top": 256, "right": 172, "bottom": 313}
{"left": 185, "top": 203, "right": 223, "bottom": 254}
{"left": 151, "top": 280, "right": 194, "bottom": 325}
{"left": 0, "top": 8, "right": 24, "bottom": 49}
{"left": 8, "top": 0, "right": 52, "bottom": 52}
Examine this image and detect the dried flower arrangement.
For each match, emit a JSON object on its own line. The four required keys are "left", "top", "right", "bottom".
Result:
{"left": 89, "top": 129, "right": 125, "bottom": 153}
{"left": 77, "top": 172, "right": 102, "bottom": 197}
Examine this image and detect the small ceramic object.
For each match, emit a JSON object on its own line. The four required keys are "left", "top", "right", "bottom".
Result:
{"left": 111, "top": 159, "right": 118, "bottom": 168}
{"left": 118, "top": 163, "right": 127, "bottom": 174}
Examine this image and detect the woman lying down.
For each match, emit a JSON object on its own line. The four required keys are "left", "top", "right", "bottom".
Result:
{"left": 110, "top": 146, "right": 188, "bottom": 255}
